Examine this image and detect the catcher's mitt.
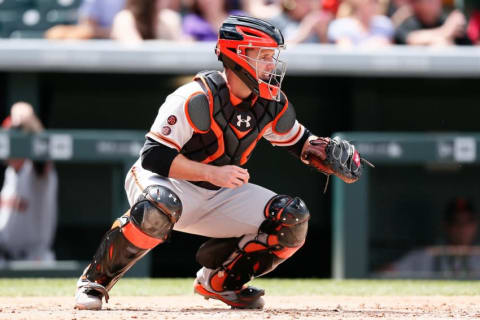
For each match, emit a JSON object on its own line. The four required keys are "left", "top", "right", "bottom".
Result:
{"left": 301, "top": 136, "right": 374, "bottom": 191}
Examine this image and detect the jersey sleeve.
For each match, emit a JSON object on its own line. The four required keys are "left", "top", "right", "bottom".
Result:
{"left": 146, "top": 94, "right": 194, "bottom": 151}
{"left": 263, "top": 97, "right": 305, "bottom": 147}
{"left": 263, "top": 120, "right": 305, "bottom": 147}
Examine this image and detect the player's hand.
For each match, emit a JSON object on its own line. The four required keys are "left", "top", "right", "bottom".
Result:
{"left": 207, "top": 165, "right": 250, "bottom": 188}
{"left": 11, "top": 102, "right": 35, "bottom": 127}
{"left": 442, "top": 10, "right": 466, "bottom": 38}
{"left": 10, "top": 102, "right": 43, "bottom": 132}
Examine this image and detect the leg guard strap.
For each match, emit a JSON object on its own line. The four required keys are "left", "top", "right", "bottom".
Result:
{"left": 121, "top": 218, "right": 164, "bottom": 250}
{"left": 78, "top": 279, "right": 110, "bottom": 303}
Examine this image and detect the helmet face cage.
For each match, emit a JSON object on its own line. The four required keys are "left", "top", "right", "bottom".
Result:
{"left": 237, "top": 45, "right": 287, "bottom": 101}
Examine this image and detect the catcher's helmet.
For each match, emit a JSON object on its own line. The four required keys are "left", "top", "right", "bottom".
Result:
{"left": 216, "top": 15, "right": 286, "bottom": 101}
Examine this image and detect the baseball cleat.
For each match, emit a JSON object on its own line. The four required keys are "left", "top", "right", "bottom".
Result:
{"left": 193, "top": 279, "right": 265, "bottom": 309}
{"left": 74, "top": 279, "right": 109, "bottom": 310}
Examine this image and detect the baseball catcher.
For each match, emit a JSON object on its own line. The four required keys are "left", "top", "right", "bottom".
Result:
{"left": 74, "top": 15, "right": 371, "bottom": 311}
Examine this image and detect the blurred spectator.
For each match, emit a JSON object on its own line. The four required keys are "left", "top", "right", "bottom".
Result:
{"left": 45, "top": 0, "right": 125, "bottom": 39}
{"left": 111, "top": 0, "right": 183, "bottom": 42}
{"left": 384, "top": 0, "right": 413, "bottom": 27}
{"left": 385, "top": 198, "right": 480, "bottom": 278}
{"left": 269, "top": 0, "right": 333, "bottom": 44}
{"left": 182, "top": 0, "right": 244, "bottom": 41}
{"left": 394, "top": 0, "right": 472, "bottom": 45}
{"left": 328, "top": 0, "right": 394, "bottom": 47}
{"left": 241, "top": 0, "right": 282, "bottom": 20}
{"left": 467, "top": 8, "right": 480, "bottom": 44}
{"left": 0, "top": 102, "right": 58, "bottom": 263}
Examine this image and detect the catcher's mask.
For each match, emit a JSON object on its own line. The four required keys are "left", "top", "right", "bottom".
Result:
{"left": 216, "top": 15, "right": 287, "bottom": 101}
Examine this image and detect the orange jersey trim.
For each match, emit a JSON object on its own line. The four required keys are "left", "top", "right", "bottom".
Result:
{"left": 184, "top": 91, "right": 209, "bottom": 134}
{"left": 147, "top": 131, "right": 181, "bottom": 151}
{"left": 130, "top": 166, "right": 144, "bottom": 192}
{"left": 269, "top": 126, "right": 303, "bottom": 146}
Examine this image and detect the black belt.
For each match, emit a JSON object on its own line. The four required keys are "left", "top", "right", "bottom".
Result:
{"left": 189, "top": 181, "right": 221, "bottom": 191}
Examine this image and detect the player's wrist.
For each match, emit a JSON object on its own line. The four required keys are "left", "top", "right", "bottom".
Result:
{"left": 202, "top": 164, "right": 215, "bottom": 183}
{"left": 300, "top": 134, "right": 319, "bottom": 164}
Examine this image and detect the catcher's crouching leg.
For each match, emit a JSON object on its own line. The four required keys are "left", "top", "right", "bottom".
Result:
{"left": 194, "top": 195, "right": 310, "bottom": 309}
{"left": 74, "top": 185, "right": 182, "bottom": 310}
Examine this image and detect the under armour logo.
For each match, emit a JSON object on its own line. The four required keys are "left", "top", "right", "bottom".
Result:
{"left": 169, "top": 193, "right": 177, "bottom": 202}
{"left": 236, "top": 115, "right": 251, "bottom": 128}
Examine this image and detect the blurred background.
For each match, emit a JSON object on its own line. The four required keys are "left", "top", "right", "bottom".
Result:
{"left": 0, "top": 0, "right": 479, "bottom": 280}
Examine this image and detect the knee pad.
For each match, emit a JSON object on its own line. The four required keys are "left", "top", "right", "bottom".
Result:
{"left": 261, "top": 194, "right": 310, "bottom": 257}
{"left": 197, "top": 195, "right": 309, "bottom": 292}
{"left": 122, "top": 185, "right": 182, "bottom": 249}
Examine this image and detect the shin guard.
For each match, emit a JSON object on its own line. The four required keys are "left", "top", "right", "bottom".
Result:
{"left": 196, "top": 195, "right": 309, "bottom": 292}
{"left": 81, "top": 185, "right": 182, "bottom": 291}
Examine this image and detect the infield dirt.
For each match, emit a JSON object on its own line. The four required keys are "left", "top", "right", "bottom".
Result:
{"left": 0, "top": 296, "right": 479, "bottom": 319}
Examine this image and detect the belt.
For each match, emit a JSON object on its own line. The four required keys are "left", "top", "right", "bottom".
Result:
{"left": 189, "top": 181, "right": 221, "bottom": 191}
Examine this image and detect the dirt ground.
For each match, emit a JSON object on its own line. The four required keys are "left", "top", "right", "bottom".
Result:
{"left": 0, "top": 296, "right": 479, "bottom": 320}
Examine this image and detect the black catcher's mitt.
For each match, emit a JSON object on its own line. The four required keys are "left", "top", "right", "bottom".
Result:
{"left": 301, "top": 136, "right": 374, "bottom": 189}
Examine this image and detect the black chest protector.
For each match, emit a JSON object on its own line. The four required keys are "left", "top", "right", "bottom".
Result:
{"left": 181, "top": 71, "right": 296, "bottom": 173}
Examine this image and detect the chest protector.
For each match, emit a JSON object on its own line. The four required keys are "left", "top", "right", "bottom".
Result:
{"left": 181, "top": 71, "right": 295, "bottom": 174}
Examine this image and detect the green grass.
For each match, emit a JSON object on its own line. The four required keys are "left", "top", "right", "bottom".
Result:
{"left": 0, "top": 278, "right": 479, "bottom": 297}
